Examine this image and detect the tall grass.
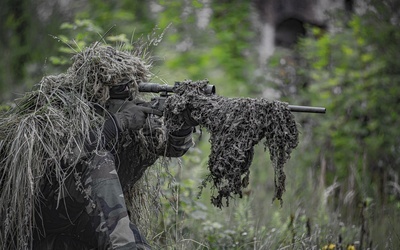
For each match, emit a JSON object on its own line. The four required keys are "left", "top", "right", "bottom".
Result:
{"left": 145, "top": 135, "right": 400, "bottom": 249}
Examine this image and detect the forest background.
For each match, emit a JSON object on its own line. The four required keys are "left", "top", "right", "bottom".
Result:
{"left": 1, "top": 0, "right": 400, "bottom": 249}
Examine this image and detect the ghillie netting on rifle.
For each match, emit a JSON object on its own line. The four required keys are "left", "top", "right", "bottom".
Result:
{"left": 0, "top": 41, "right": 158, "bottom": 249}
{"left": 164, "top": 79, "right": 299, "bottom": 208}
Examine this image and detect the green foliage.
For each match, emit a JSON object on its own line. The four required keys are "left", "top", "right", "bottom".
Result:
{"left": 76, "top": 0, "right": 155, "bottom": 35}
{"left": 48, "top": 19, "right": 104, "bottom": 66}
{"left": 47, "top": 18, "right": 157, "bottom": 69}
{"left": 154, "top": 0, "right": 256, "bottom": 97}
{"left": 0, "top": 0, "right": 69, "bottom": 100}
{"left": 0, "top": 104, "right": 11, "bottom": 113}
{"left": 262, "top": 1, "right": 400, "bottom": 248}
{"left": 3, "top": 0, "right": 400, "bottom": 249}
{"left": 272, "top": 2, "right": 400, "bottom": 248}
{"left": 296, "top": 0, "right": 400, "bottom": 205}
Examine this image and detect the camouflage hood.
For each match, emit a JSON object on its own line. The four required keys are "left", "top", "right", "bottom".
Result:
{"left": 0, "top": 43, "right": 153, "bottom": 249}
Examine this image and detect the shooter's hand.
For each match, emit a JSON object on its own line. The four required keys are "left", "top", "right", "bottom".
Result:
{"left": 181, "top": 109, "right": 199, "bottom": 129}
{"left": 112, "top": 100, "right": 162, "bottom": 132}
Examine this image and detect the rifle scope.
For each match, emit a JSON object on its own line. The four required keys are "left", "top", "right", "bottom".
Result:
{"left": 138, "top": 82, "right": 215, "bottom": 95}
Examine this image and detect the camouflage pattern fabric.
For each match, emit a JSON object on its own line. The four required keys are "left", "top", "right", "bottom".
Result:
{"left": 34, "top": 151, "right": 151, "bottom": 250}
{"left": 33, "top": 113, "right": 193, "bottom": 249}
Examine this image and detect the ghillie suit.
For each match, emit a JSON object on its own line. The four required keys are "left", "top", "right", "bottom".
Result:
{"left": 0, "top": 43, "right": 178, "bottom": 249}
{"left": 164, "top": 79, "right": 299, "bottom": 208}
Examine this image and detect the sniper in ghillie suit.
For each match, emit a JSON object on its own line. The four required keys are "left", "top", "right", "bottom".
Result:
{"left": 0, "top": 40, "right": 324, "bottom": 249}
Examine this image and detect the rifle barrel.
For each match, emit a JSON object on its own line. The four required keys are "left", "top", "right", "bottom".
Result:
{"left": 288, "top": 105, "right": 326, "bottom": 113}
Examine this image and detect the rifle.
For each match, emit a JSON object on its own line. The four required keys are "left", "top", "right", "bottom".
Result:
{"left": 138, "top": 82, "right": 326, "bottom": 114}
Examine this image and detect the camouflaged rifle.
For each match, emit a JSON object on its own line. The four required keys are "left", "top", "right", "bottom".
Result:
{"left": 138, "top": 82, "right": 326, "bottom": 114}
